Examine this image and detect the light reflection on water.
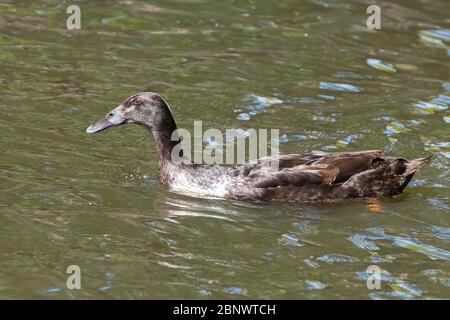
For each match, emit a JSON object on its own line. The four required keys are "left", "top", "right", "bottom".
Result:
{"left": 0, "top": 0, "right": 449, "bottom": 299}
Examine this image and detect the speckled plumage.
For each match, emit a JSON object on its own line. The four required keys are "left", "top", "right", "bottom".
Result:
{"left": 86, "top": 92, "right": 431, "bottom": 203}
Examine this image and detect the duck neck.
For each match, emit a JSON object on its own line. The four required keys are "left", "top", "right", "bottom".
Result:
{"left": 146, "top": 107, "right": 181, "bottom": 167}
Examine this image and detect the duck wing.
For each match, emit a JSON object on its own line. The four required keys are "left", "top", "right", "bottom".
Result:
{"left": 243, "top": 150, "right": 382, "bottom": 188}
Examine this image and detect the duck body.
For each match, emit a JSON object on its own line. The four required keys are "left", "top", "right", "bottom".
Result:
{"left": 86, "top": 92, "right": 431, "bottom": 203}
{"left": 161, "top": 151, "right": 431, "bottom": 202}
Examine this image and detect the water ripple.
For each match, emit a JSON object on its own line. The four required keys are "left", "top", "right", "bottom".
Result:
{"left": 347, "top": 234, "right": 380, "bottom": 251}
{"left": 366, "top": 58, "right": 397, "bottom": 73}
{"left": 317, "top": 254, "right": 359, "bottom": 264}
{"left": 319, "top": 81, "right": 362, "bottom": 93}
{"left": 235, "top": 94, "right": 283, "bottom": 121}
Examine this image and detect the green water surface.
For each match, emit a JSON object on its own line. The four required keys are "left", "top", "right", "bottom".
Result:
{"left": 0, "top": 0, "right": 449, "bottom": 299}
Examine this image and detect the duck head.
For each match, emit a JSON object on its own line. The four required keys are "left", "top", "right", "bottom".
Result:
{"left": 86, "top": 92, "right": 175, "bottom": 133}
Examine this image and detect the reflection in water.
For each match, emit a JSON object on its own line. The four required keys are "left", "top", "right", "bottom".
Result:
{"left": 319, "top": 81, "right": 362, "bottom": 93}
{"left": 0, "top": 0, "right": 449, "bottom": 299}
{"left": 366, "top": 58, "right": 397, "bottom": 73}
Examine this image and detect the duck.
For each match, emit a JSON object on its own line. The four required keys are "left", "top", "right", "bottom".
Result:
{"left": 86, "top": 92, "right": 431, "bottom": 203}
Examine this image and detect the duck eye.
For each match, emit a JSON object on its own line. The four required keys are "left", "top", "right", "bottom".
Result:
{"left": 108, "top": 112, "right": 114, "bottom": 117}
{"left": 132, "top": 98, "right": 142, "bottom": 106}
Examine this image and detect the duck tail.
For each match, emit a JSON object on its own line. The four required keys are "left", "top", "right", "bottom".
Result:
{"left": 402, "top": 155, "right": 432, "bottom": 177}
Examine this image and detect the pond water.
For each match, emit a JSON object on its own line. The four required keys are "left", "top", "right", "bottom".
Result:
{"left": 0, "top": 0, "right": 449, "bottom": 299}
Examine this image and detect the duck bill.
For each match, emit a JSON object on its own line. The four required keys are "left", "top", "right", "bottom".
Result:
{"left": 86, "top": 106, "right": 126, "bottom": 133}
{"left": 86, "top": 117, "right": 120, "bottom": 133}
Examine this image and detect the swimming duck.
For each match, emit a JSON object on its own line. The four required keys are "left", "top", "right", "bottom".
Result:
{"left": 86, "top": 92, "right": 431, "bottom": 202}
